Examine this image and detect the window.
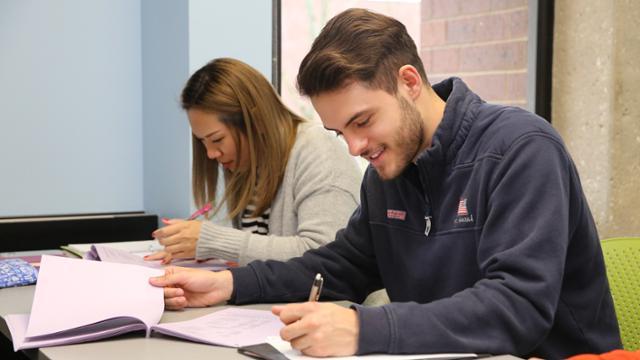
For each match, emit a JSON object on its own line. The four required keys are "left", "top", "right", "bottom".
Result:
{"left": 277, "top": 0, "right": 552, "bottom": 121}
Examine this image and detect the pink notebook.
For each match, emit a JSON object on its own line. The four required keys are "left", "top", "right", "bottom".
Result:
{"left": 3, "top": 255, "right": 282, "bottom": 351}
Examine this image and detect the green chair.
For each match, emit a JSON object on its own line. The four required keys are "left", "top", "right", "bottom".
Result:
{"left": 601, "top": 237, "right": 640, "bottom": 351}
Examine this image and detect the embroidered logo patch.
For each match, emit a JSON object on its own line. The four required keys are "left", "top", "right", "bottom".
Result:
{"left": 457, "top": 198, "right": 469, "bottom": 216}
{"left": 387, "top": 209, "right": 406, "bottom": 221}
{"left": 454, "top": 197, "right": 474, "bottom": 224}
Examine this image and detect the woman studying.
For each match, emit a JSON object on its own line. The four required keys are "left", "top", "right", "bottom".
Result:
{"left": 146, "top": 58, "right": 361, "bottom": 265}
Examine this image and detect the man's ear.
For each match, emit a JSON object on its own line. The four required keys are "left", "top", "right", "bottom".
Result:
{"left": 398, "top": 65, "right": 423, "bottom": 100}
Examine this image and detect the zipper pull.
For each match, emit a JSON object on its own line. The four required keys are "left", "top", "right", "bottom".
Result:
{"left": 424, "top": 215, "right": 432, "bottom": 237}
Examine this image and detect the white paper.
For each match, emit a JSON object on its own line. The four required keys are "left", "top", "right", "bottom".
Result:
{"left": 69, "top": 240, "right": 158, "bottom": 255}
{"left": 266, "top": 336, "right": 477, "bottom": 360}
{"left": 152, "top": 308, "right": 283, "bottom": 347}
{"left": 88, "top": 243, "right": 230, "bottom": 271}
{"left": 26, "top": 255, "right": 164, "bottom": 338}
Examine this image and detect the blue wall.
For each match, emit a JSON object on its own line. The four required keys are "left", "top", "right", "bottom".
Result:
{"left": 0, "top": 0, "right": 143, "bottom": 217}
{"left": 188, "top": 0, "right": 272, "bottom": 77}
{"left": 141, "top": 0, "right": 191, "bottom": 220}
{"left": 0, "top": 0, "right": 272, "bottom": 220}
{"left": 142, "top": 0, "right": 272, "bottom": 220}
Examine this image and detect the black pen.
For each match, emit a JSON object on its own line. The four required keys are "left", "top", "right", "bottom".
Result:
{"left": 308, "top": 273, "right": 324, "bottom": 302}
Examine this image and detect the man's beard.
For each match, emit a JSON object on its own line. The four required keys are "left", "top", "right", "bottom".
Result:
{"left": 377, "top": 96, "right": 425, "bottom": 180}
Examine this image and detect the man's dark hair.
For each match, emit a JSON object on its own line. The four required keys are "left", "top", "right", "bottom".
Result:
{"left": 297, "top": 8, "right": 428, "bottom": 97}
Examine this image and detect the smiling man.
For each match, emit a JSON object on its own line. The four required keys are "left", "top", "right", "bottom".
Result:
{"left": 150, "top": 8, "right": 622, "bottom": 359}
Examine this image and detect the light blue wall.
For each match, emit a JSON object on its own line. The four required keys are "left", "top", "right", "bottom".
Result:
{"left": 187, "top": 0, "right": 272, "bottom": 219}
{"left": 0, "top": 0, "right": 272, "bottom": 219}
{"left": 188, "top": 0, "right": 272, "bottom": 78}
{"left": 141, "top": 0, "right": 191, "bottom": 219}
{"left": 142, "top": 0, "right": 272, "bottom": 219}
{"left": 0, "top": 0, "right": 143, "bottom": 217}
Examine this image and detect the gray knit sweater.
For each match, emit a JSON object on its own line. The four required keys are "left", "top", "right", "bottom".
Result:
{"left": 196, "top": 123, "right": 362, "bottom": 265}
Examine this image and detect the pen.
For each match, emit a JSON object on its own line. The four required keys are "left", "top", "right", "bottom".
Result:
{"left": 151, "top": 203, "right": 213, "bottom": 251}
{"left": 159, "top": 203, "right": 212, "bottom": 225}
{"left": 308, "top": 273, "right": 324, "bottom": 302}
{"left": 186, "top": 203, "right": 213, "bottom": 221}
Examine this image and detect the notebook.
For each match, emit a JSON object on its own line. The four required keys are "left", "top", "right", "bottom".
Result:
{"left": 63, "top": 240, "right": 232, "bottom": 271}
{"left": 3, "top": 255, "right": 282, "bottom": 351}
{"left": 61, "top": 239, "right": 162, "bottom": 258}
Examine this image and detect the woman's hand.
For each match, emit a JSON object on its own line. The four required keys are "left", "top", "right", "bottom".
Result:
{"left": 146, "top": 219, "right": 202, "bottom": 263}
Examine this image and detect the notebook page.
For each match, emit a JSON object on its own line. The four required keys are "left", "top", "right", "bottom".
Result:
{"left": 91, "top": 243, "right": 230, "bottom": 272}
{"left": 151, "top": 308, "right": 283, "bottom": 347}
{"left": 91, "top": 244, "right": 163, "bottom": 268}
{"left": 26, "top": 255, "right": 164, "bottom": 338}
{"left": 68, "top": 240, "right": 157, "bottom": 255}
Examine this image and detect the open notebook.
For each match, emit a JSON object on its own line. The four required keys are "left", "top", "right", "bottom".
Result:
{"left": 84, "top": 243, "right": 231, "bottom": 271}
{"left": 62, "top": 240, "right": 234, "bottom": 270}
{"left": 4, "top": 255, "right": 283, "bottom": 351}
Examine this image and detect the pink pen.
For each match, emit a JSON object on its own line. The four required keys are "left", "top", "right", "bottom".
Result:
{"left": 154, "top": 203, "right": 217, "bottom": 263}
{"left": 186, "top": 203, "right": 213, "bottom": 220}
{"left": 161, "top": 203, "right": 212, "bottom": 224}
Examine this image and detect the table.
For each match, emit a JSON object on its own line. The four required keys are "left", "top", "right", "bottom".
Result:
{"left": 0, "top": 285, "right": 522, "bottom": 360}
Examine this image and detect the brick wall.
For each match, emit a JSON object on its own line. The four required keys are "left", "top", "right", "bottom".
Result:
{"left": 421, "top": 0, "right": 529, "bottom": 108}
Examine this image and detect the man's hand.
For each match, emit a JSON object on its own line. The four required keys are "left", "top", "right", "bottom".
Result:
{"left": 146, "top": 219, "right": 202, "bottom": 263}
{"left": 272, "top": 302, "right": 359, "bottom": 357}
{"left": 149, "top": 267, "right": 233, "bottom": 309}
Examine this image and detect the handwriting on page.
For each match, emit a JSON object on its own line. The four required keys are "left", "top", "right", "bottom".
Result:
{"left": 184, "top": 312, "right": 276, "bottom": 336}
{"left": 151, "top": 308, "right": 283, "bottom": 347}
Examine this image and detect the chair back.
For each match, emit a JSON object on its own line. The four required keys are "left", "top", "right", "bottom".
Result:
{"left": 601, "top": 237, "right": 640, "bottom": 351}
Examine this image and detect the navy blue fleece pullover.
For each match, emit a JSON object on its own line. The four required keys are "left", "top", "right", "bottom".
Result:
{"left": 230, "top": 78, "right": 621, "bottom": 358}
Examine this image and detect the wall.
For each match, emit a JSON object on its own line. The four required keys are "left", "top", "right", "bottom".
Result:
{"left": 553, "top": 0, "right": 640, "bottom": 238}
{"left": 420, "top": 0, "right": 530, "bottom": 109}
{"left": 141, "top": 0, "right": 191, "bottom": 219}
{"left": 0, "top": 1, "right": 272, "bottom": 220}
{"left": 188, "top": 0, "right": 272, "bottom": 77}
{"left": 141, "top": 0, "right": 273, "bottom": 220}
{"left": 0, "top": 0, "right": 143, "bottom": 217}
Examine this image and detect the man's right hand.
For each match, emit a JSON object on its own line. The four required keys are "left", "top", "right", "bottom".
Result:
{"left": 149, "top": 267, "right": 233, "bottom": 309}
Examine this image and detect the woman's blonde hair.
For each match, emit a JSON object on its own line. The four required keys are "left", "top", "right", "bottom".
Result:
{"left": 181, "top": 58, "right": 303, "bottom": 218}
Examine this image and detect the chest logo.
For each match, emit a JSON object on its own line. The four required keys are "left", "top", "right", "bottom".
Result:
{"left": 387, "top": 209, "right": 406, "bottom": 221}
{"left": 454, "top": 198, "right": 474, "bottom": 224}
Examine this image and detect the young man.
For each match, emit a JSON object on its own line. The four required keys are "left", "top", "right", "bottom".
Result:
{"left": 150, "top": 8, "right": 621, "bottom": 359}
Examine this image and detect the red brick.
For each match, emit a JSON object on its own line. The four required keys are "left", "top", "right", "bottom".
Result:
{"left": 504, "top": 72, "right": 528, "bottom": 100}
{"left": 430, "top": 0, "right": 463, "bottom": 18}
{"left": 460, "top": 0, "right": 493, "bottom": 15}
{"left": 459, "top": 41, "right": 527, "bottom": 71}
{"left": 447, "top": 14, "right": 507, "bottom": 44}
{"left": 428, "top": 48, "right": 461, "bottom": 74}
{"left": 422, "top": 20, "right": 446, "bottom": 47}
{"left": 491, "top": 0, "right": 528, "bottom": 11}
{"left": 446, "top": 18, "right": 474, "bottom": 44}
{"left": 506, "top": 9, "right": 529, "bottom": 38}
{"left": 461, "top": 74, "right": 508, "bottom": 101}
{"left": 422, "top": 0, "right": 434, "bottom": 20}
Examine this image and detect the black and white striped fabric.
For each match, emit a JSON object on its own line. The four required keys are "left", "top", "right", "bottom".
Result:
{"left": 240, "top": 203, "right": 270, "bottom": 235}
